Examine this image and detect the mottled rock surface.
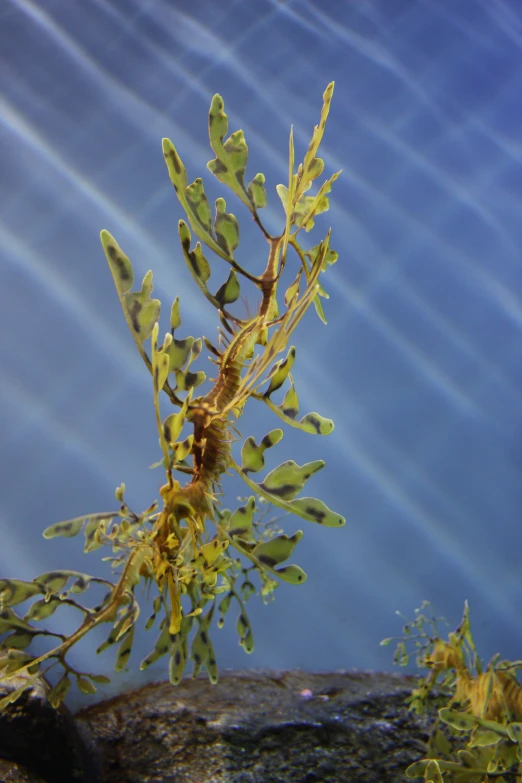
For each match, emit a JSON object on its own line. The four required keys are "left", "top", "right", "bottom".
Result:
{"left": 0, "top": 674, "right": 101, "bottom": 783}
{"left": 0, "top": 670, "right": 437, "bottom": 782}
{"left": 76, "top": 670, "right": 434, "bottom": 783}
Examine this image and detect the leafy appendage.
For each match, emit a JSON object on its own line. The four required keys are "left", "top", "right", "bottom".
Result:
{"left": 1, "top": 82, "right": 344, "bottom": 706}
{"left": 101, "top": 231, "right": 160, "bottom": 356}
{"left": 386, "top": 602, "right": 522, "bottom": 781}
{"left": 207, "top": 94, "right": 254, "bottom": 212}
{"left": 240, "top": 430, "right": 284, "bottom": 473}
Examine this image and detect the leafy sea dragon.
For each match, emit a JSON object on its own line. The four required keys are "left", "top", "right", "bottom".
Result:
{"left": 0, "top": 83, "right": 345, "bottom": 708}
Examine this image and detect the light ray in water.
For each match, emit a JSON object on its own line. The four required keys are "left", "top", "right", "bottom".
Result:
{"left": 5, "top": 0, "right": 209, "bottom": 159}
{"left": 0, "top": 223, "right": 144, "bottom": 375}
{"left": 298, "top": 376, "right": 522, "bottom": 636}
{"left": 0, "top": 97, "right": 144, "bottom": 246}
{"left": 7, "top": 0, "right": 294, "bottom": 241}
{"left": 322, "top": 144, "right": 521, "bottom": 330}
{"left": 477, "top": 0, "right": 522, "bottom": 50}
{"left": 1, "top": 369, "right": 127, "bottom": 482}
{"left": 296, "top": 1, "right": 452, "bottom": 120}
{"left": 0, "top": 95, "right": 207, "bottom": 322}
{"left": 329, "top": 274, "right": 483, "bottom": 415}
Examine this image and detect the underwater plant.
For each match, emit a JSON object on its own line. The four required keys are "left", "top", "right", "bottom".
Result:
{"left": 0, "top": 84, "right": 345, "bottom": 709}
{"left": 383, "top": 602, "right": 522, "bottom": 781}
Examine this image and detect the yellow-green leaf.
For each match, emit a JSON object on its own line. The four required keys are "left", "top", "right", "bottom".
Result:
{"left": 140, "top": 625, "right": 171, "bottom": 671}
{"left": 174, "top": 369, "right": 206, "bottom": 392}
{"left": 227, "top": 497, "right": 256, "bottom": 537}
{"left": 263, "top": 347, "right": 296, "bottom": 398}
{"left": 185, "top": 178, "right": 213, "bottom": 233}
{"left": 215, "top": 269, "right": 240, "bottom": 308}
{"left": 259, "top": 460, "right": 324, "bottom": 501}
{"left": 288, "top": 496, "right": 345, "bottom": 526}
{"left": 170, "top": 297, "right": 182, "bottom": 330}
{"left": 122, "top": 270, "right": 161, "bottom": 344}
{"left": 241, "top": 430, "right": 283, "bottom": 473}
{"left": 440, "top": 707, "right": 479, "bottom": 731}
{"left": 100, "top": 229, "right": 134, "bottom": 295}
{"left": 49, "top": 674, "right": 71, "bottom": 707}
{"left": 424, "top": 760, "right": 443, "bottom": 783}
{"left": 115, "top": 626, "right": 134, "bottom": 672}
{"left": 76, "top": 676, "right": 97, "bottom": 695}
{"left": 273, "top": 563, "right": 307, "bottom": 585}
{"left": 207, "top": 95, "right": 251, "bottom": 211}
{"left": 0, "top": 580, "right": 43, "bottom": 608}
{"left": 469, "top": 727, "right": 502, "bottom": 747}
{"left": 25, "top": 597, "right": 62, "bottom": 622}
{"left": 247, "top": 173, "right": 267, "bottom": 210}
{"left": 42, "top": 516, "right": 85, "bottom": 539}
{"left": 214, "top": 198, "right": 239, "bottom": 258}
{"left": 252, "top": 531, "right": 303, "bottom": 568}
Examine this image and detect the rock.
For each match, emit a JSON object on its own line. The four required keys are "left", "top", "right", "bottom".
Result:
{"left": 74, "top": 670, "right": 435, "bottom": 783}
{"left": 0, "top": 672, "right": 102, "bottom": 783}
{"left": 0, "top": 757, "right": 48, "bottom": 783}
{"left": 0, "top": 669, "right": 438, "bottom": 782}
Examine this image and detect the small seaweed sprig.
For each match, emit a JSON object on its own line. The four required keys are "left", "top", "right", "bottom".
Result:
{"left": 0, "top": 83, "right": 345, "bottom": 708}
{"left": 384, "top": 603, "right": 522, "bottom": 781}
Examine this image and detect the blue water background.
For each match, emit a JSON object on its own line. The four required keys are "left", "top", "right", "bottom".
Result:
{"left": 1, "top": 0, "right": 521, "bottom": 704}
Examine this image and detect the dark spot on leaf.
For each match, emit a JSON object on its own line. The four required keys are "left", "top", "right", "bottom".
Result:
{"left": 257, "top": 554, "right": 277, "bottom": 568}
{"left": 46, "top": 572, "right": 66, "bottom": 583}
{"left": 212, "top": 159, "right": 228, "bottom": 176}
{"left": 305, "top": 506, "right": 326, "bottom": 523}
{"left": 193, "top": 652, "right": 201, "bottom": 665}
{"left": 229, "top": 526, "right": 249, "bottom": 537}
{"left": 260, "top": 482, "right": 295, "bottom": 498}
{"left": 184, "top": 371, "right": 199, "bottom": 388}
{"left": 214, "top": 232, "right": 230, "bottom": 256}
{"left": 128, "top": 299, "right": 142, "bottom": 334}
{"left": 200, "top": 631, "right": 208, "bottom": 646}
{"left": 108, "top": 246, "right": 132, "bottom": 283}
{"left": 278, "top": 566, "right": 304, "bottom": 582}
{"left": 305, "top": 415, "right": 322, "bottom": 434}
{"left": 261, "top": 434, "right": 274, "bottom": 449}
{"left": 167, "top": 149, "right": 181, "bottom": 175}
{"left": 175, "top": 650, "right": 182, "bottom": 666}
